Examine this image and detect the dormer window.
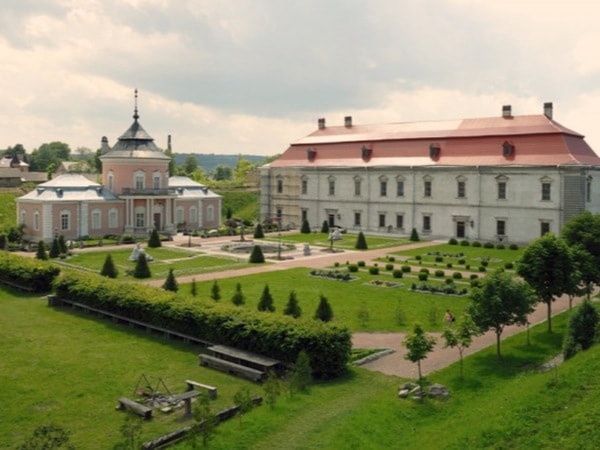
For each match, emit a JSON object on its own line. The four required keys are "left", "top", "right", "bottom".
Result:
{"left": 502, "top": 140, "right": 515, "bottom": 158}
{"left": 429, "top": 143, "right": 441, "bottom": 160}
{"left": 361, "top": 145, "right": 372, "bottom": 161}
{"left": 307, "top": 147, "right": 316, "bottom": 161}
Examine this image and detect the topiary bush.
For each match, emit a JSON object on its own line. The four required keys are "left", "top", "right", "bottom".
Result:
{"left": 392, "top": 270, "right": 403, "bottom": 279}
{"left": 435, "top": 256, "right": 443, "bottom": 263}
{"left": 401, "top": 265, "right": 411, "bottom": 273}
{"left": 409, "top": 228, "right": 420, "bottom": 242}
{"left": 355, "top": 231, "right": 368, "bottom": 250}
{"left": 496, "top": 244, "right": 505, "bottom": 250}
{"left": 448, "top": 238, "right": 458, "bottom": 245}
{"left": 148, "top": 229, "right": 162, "bottom": 248}
{"left": 357, "top": 260, "right": 366, "bottom": 267}
{"left": 460, "top": 240, "right": 470, "bottom": 246}
{"left": 509, "top": 243, "right": 519, "bottom": 250}
{"left": 254, "top": 223, "right": 264, "bottom": 239}
{"left": 483, "top": 242, "right": 494, "bottom": 249}
{"left": 418, "top": 272, "right": 428, "bottom": 281}
{"left": 348, "top": 264, "right": 359, "bottom": 272}
{"left": 472, "top": 241, "right": 481, "bottom": 248}
{"left": 249, "top": 245, "right": 265, "bottom": 263}
{"left": 301, "top": 218, "right": 311, "bottom": 234}
{"left": 504, "top": 262, "right": 514, "bottom": 270}
{"left": 368, "top": 266, "right": 379, "bottom": 275}
{"left": 452, "top": 272, "right": 463, "bottom": 279}
{"left": 434, "top": 269, "right": 445, "bottom": 278}
{"left": 446, "top": 263, "right": 453, "bottom": 269}
{"left": 321, "top": 220, "right": 330, "bottom": 234}
{"left": 385, "top": 263, "right": 394, "bottom": 271}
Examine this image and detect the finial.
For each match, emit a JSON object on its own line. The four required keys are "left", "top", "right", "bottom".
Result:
{"left": 133, "top": 88, "right": 139, "bottom": 121}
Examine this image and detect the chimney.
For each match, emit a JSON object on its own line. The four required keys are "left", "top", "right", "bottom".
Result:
{"left": 318, "top": 118, "right": 326, "bottom": 130}
{"left": 344, "top": 116, "right": 352, "bottom": 127}
{"left": 502, "top": 105, "right": 512, "bottom": 118}
{"left": 543, "top": 102, "right": 553, "bottom": 119}
{"left": 167, "top": 134, "right": 172, "bottom": 151}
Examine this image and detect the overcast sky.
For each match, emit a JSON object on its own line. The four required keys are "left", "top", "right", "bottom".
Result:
{"left": 2, "top": 0, "right": 600, "bottom": 157}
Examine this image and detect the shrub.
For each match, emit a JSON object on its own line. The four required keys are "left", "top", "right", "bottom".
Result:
{"left": 418, "top": 272, "right": 428, "bottom": 281}
{"left": 419, "top": 268, "right": 430, "bottom": 274}
{"left": 369, "top": 266, "right": 380, "bottom": 275}
{"left": 446, "top": 263, "right": 453, "bottom": 269}
{"left": 162, "top": 268, "right": 178, "bottom": 292}
{"left": 435, "top": 256, "right": 443, "bottom": 263}
{"left": 465, "top": 264, "right": 471, "bottom": 270}
{"left": 100, "top": 253, "right": 118, "bottom": 279}
{"left": 509, "top": 243, "right": 519, "bottom": 250}
{"left": 314, "top": 294, "right": 333, "bottom": 322}
{"left": 470, "top": 274, "right": 479, "bottom": 280}
{"left": 231, "top": 282, "right": 245, "bottom": 306}
{"left": 334, "top": 262, "right": 340, "bottom": 267}
{"left": 348, "top": 264, "right": 359, "bottom": 272}
{"left": 445, "top": 278, "right": 453, "bottom": 284}
{"left": 355, "top": 231, "right": 368, "bottom": 250}
{"left": 387, "top": 256, "right": 396, "bottom": 262}
{"left": 249, "top": 245, "right": 265, "bottom": 263}
{"left": 0, "top": 252, "right": 59, "bottom": 292}
{"left": 401, "top": 265, "right": 411, "bottom": 273}
{"left": 49, "top": 238, "right": 60, "bottom": 258}
{"left": 321, "top": 220, "right": 330, "bottom": 234}
{"left": 301, "top": 219, "right": 311, "bottom": 234}
{"left": 481, "top": 260, "right": 489, "bottom": 267}
{"left": 448, "top": 238, "right": 458, "bottom": 245}
{"left": 415, "top": 255, "right": 422, "bottom": 261}
{"left": 392, "top": 270, "right": 403, "bottom": 279}
{"left": 120, "top": 234, "right": 135, "bottom": 244}
{"left": 133, "top": 254, "right": 151, "bottom": 279}
{"left": 357, "top": 260, "right": 366, "bottom": 267}
{"left": 257, "top": 284, "right": 275, "bottom": 312}
{"left": 563, "top": 301, "right": 599, "bottom": 359}
{"left": 472, "top": 241, "right": 482, "bottom": 248}
{"left": 148, "top": 229, "right": 162, "bottom": 248}
{"left": 496, "top": 244, "right": 505, "bottom": 250}
{"left": 458, "top": 258, "right": 466, "bottom": 265}
{"left": 483, "top": 242, "right": 494, "bottom": 249}
{"left": 470, "top": 279, "right": 481, "bottom": 288}
{"left": 434, "top": 269, "right": 445, "bottom": 278}
{"left": 409, "top": 228, "right": 420, "bottom": 242}
{"left": 35, "top": 241, "right": 48, "bottom": 261}
{"left": 504, "top": 262, "right": 514, "bottom": 270}
{"left": 253, "top": 223, "right": 264, "bottom": 239}
{"left": 283, "top": 290, "right": 301, "bottom": 318}
{"left": 460, "top": 240, "right": 470, "bottom": 246}
{"left": 452, "top": 272, "right": 463, "bottom": 279}
{"left": 385, "top": 263, "right": 394, "bottom": 271}
{"left": 478, "top": 266, "right": 487, "bottom": 272}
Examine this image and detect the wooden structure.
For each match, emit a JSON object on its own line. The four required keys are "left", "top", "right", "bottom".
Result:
{"left": 185, "top": 379, "right": 217, "bottom": 399}
{"left": 199, "top": 345, "right": 283, "bottom": 382}
{"left": 117, "top": 397, "right": 153, "bottom": 420}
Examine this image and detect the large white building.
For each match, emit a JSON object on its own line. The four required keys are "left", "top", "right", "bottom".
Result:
{"left": 261, "top": 103, "right": 600, "bottom": 244}
{"left": 17, "top": 92, "right": 221, "bottom": 242}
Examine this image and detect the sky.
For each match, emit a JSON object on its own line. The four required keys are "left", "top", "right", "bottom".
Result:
{"left": 2, "top": 0, "right": 600, "bottom": 157}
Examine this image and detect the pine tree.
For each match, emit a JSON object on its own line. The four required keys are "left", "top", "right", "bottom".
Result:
{"left": 190, "top": 278, "right": 198, "bottom": 297}
{"left": 283, "top": 290, "right": 302, "bottom": 318}
{"left": 100, "top": 253, "right": 118, "bottom": 278}
{"left": 355, "top": 231, "right": 368, "bottom": 250}
{"left": 254, "top": 223, "right": 264, "bottom": 239}
{"left": 162, "top": 268, "right": 178, "bottom": 292}
{"left": 249, "top": 245, "right": 265, "bottom": 263}
{"left": 410, "top": 228, "right": 420, "bottom": 242}
{"left": 321, "top": 220, "right": 330, "bottom": 234}
{"left": 35, "top": 241, "right": 48, "bottom": 260}
{"left": 58, "top": 235, "right": 67, "bottom": 254}
{"left": 49, "top": 238, "right": 60, "bottom": 258}
{"left": 147, "top": 229, "right": 162, "bottom": 248}
{"left": 314, "top": 294, "right": 333, "bottom": 322}
{"left": 231, "top": 282, "right": 245, "bottom": 306}
{"left": 133, "top": 253, "right": 151, "bottom": 279}
{"left": 211, "top": 280, "right": 221, "bottom": 301}
{"left": 257, "top": 284, "right": 275, "bottom": 312}
{"left": 301, "top": 219, "right": 311, "bottom": 234}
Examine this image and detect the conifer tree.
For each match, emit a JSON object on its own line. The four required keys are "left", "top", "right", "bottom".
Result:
{"left": 133, "top": 253, "right": 151, "bottom": 279}
{"left": 314, "top": 294, "right": 333, "bottom": 322}
{"left": 321, "top": 220, "right": 330, "bottom": 234}
{"left": 162, "top": 268, "right": 178, "bottom": 292}
{"left": 49, "top": 238, "right": 60, "bottom": 258}
{"left": 355, "top": 231, "right": 368, "bottom": 250}
{"left": 147, "top": 229, "right": 162, "bottom": 248}
{"left": 100, "top": 253, "right": 118, "bottom": 278}
{"left": 35, "top": 241, "right": 48, "bottom": 261}
{"left": 249, "top": 245, "right": 265, "bottom": 263}
{"left": 410, "top": 228, "right": 420, "bottom": 242}
{"left": 190, "top": 278, "right": 198, "bottom": 297}
{"left": 254, "top": 223, "right": 264, "bottom": 239}
{"left": 283, "top": 290, "right": 302, "bottom": 318}
{"left": 257, "top": 284, "right": 275, "bottom": 312}
{"left": 58, "top": 235, "right": 67, "bottom": 254}
{"left": 211, "top": 280, "right": 221, "bottom": 301}
{"left": 301, "top": 219, "right": 311, "bottom": 234}
{"left": 231, "top": 282, "right": 245, "bottom": 306}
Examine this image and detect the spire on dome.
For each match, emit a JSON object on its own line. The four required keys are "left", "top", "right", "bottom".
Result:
{"left": 133, "top": 88, "right": 139, "bottom": 122}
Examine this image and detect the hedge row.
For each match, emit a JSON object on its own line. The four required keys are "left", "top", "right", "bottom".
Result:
{"left": 53, "top": 272, "right": 351, "bottom": 379}
{"left": 0, "top": 252, "right": 60, "bottom": 292}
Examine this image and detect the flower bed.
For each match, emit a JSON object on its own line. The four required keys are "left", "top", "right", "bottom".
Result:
{"left": 309, "top": 269, "right": 356, "bottom": 282}
{"left": 366, "top": 279, "right": 402, "bottom": 288}
{"left": 410, "top": 282, "right": 468, "bottom": 296}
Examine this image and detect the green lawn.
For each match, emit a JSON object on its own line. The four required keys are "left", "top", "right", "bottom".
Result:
{"left": 55, "top": 247, "right": 252, "bottom": 280}
{"left": 263, "top": 232, "right": 411, "bottom": 250}
{"left": 181, "top": 267, "right": 470, "bottom": 332}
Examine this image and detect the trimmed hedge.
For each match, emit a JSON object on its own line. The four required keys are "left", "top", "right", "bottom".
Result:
{"left": 0, "top": 252, "right": 60, "bottom": 292}
{"left": 53, "top": 272, "right": 351, "bottom": 378}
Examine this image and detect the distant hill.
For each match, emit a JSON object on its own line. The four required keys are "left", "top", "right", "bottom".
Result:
{"left": 174, "top": 154, "right": 268, "bottom": 173}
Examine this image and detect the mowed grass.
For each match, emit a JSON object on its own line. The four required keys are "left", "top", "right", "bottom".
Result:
{"left": 180, "top": 267, "right": 470, "bottom": 332}
{"left": 0, "top": 288, "right": 259, "bottom": 449}
{"left": 263, "top": 232, "right": 411, "bottom": 250}
{"left": 56, "top": 247, "right": 252, "bottom": 280}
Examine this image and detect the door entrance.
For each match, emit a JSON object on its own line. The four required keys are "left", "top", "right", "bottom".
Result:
{"left": 154, "top": 213, "right": 161, "bottom": 230}
{"left": 456, "top": 221, "right": 465, "bottom": 239}
{"left": 328, "top": 214, "right": 335, "bottom": 228}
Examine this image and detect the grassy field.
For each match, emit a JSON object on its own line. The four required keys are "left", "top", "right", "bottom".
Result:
{"left": 3, "top": 285, "right": 597, "bottom": 449}
{"left": 55, "top": 247, "right": 252, "bottom": 280}
{"left": 0, "top": 191, "right": 18, "bottom": 231}
{"left": 263, "top": 232, "right": 410, "bottom": 250}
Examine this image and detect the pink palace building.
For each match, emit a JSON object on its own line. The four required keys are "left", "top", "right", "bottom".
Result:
{"left": 17, "top": 93, "right": 221, "bottom": 243}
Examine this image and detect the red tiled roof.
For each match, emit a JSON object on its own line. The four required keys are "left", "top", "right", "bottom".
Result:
{"left": 269, "top": 114, "right": 600, "bottom": 168}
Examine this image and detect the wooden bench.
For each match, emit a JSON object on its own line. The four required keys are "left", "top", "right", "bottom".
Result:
{"left": 185, "top": 379, "right": 217, "bottom": 399}
{"left": 117, "top": 397, "right": 153, "bottom": 420}
{"left": 199, "top": 354, "right": 264, "bottom": 382}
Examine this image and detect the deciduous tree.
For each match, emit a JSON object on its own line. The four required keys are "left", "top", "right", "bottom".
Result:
{"left": 518, "top": 233, "right": 574, "bottom": 333}
{"left": 442, "top": 315, "right": 479, "bottom": 378}
{"left": 403, "top": 323, "right": 436, "bottom": 381}
{"left": 468, "top": 270, "right": 536, "bottom": 357}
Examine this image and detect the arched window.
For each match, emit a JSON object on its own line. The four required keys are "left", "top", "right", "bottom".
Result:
{"left": 91, "top": 209, "right": 101, "bottom": 230}
{"left": 190, "top": 206, "right": 198, "bottom": 224}
{"left": 134, "top": 170, "right": 145, "bottom": 190}
{"left": 152, "top": 171, "right": 161, "bottom": 190}
{"left": 207, "top": 205, "right": 214, "bottom": 221}
{"left": 108, "top": 208, "right": 118, "bottom": 228}
{"left": 175, "top": 206, "right": 184, "bottom": 225}
{"left": 33, "top": 211, "right": 39, "bottom": 231}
